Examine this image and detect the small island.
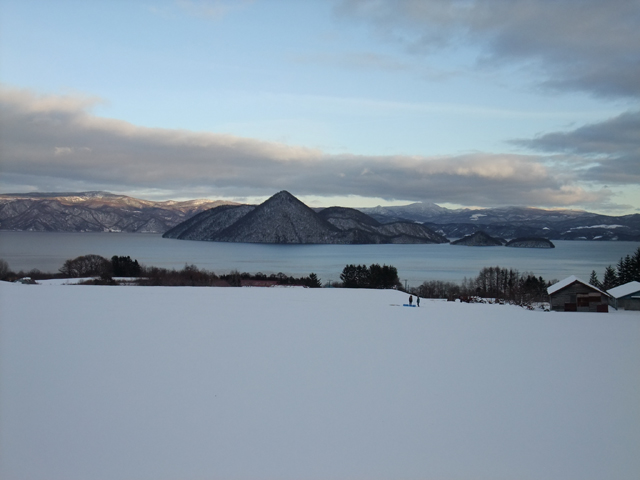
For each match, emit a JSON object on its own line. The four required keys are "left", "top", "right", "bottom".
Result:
{"left": 451, "top": 231, "right": 504, "bottom": 246}
{"left": 451, "top": 231, "right": 555, "bottom": 248}
{"left": 505, "top": 237, "right": 555, "bottom": 248}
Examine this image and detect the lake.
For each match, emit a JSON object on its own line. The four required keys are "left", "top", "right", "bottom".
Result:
{"left": 0, "top": 231, "right": 638, "bottom": 287}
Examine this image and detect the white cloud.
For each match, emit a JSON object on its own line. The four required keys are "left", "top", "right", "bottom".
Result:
{"left": 0, "top": 86, "right": 614, "bottom": 209}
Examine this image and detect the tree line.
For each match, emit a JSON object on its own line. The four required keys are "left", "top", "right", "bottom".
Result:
{"left": 413, "top": 266, "right": 552, "bottom": 305}
{"left": 0, "top": 255, "right": 549, "bottom": 303}
{"left": 56, "top": 254, "right": 142, "bottom": 279}
{"left": 0, "top": 253, "right": 324, "bottom": 288}
{"left": 589, "top": 247, "right": 640, "bottom": 291}
{"left": 12, "top": 249, "right": 640, "bottom": 306}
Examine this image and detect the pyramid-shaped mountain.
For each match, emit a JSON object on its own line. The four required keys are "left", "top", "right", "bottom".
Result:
{"left": 164, "top": 191, "right": 449, "bottom": 244}
{"left": 214, "top": 191, "right": 340, "bottom": 243}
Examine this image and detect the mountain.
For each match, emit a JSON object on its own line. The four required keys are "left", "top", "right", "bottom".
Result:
{"left": 162, "top": 204, "right": 257, "bottom": 240}
{"left": 451, "top": 231, "right": 504, "bottom": 246}
{"left": 3, "top": 191, "right": 639, "bottom": 241}
{"left": 210, "top": 191, "right": 340, "bottom": 243}
{"left": 317, "top": 207, "right": 448, "bottom": 244}
{"left": 0, "top": 192, "right": 233, "bottom": 233}
{"left": 361, "top": 204, "right": 640, "bottom": 241}
{"left": 164, "top": 191, "right": 449, "bottom": 244}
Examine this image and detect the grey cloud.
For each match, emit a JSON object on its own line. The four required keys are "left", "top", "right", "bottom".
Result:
{"left": 516, "top": 110, "right": 640, "bottom": 184}
{"left": 0, "top": 87, "right": 608, "bottom": 208}
{"left": 336, "top": 0, "right": 640, "bottom": 98}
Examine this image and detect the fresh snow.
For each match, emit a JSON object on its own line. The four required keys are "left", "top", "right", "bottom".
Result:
{"left": 547, "top": 275, "right": 608, "bottom": 296}
{"left": 570, "top": 224, "right": 627, "bottom": 230}
{"left": 1, "top": 283, "right": 639, "bottom": 480}
{"left": 608, "top": 281, "right": 640, "bottom": 299}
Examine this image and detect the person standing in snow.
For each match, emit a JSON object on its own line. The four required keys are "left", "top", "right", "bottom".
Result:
{"left": 409, "top": 295, "right": 413, "bottom": 306}
{"left": 416, "top": 296, "right": 420, "bottom": 307}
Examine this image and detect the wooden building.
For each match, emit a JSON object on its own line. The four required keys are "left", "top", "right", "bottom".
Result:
{"left": 607, "top": 281, "right": 640, "bottom": 311}
{"left": 547, "top": 276, "right": 609, "bottom": 312}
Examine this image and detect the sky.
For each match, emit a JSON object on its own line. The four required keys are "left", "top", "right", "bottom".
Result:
{"left": 1, "top": 0, "right": 639, "bottom": 213}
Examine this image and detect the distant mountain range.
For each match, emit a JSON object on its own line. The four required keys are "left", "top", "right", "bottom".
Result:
{"left": 1, "top": 191, "right": 639, "bottom": 241}
{"left": 163, "top": 191, "right": 449, "bottom": 244}
{"left": 361, "top": 204, "right": 640, "bottom": 241}
{"left": 0, "top": 191, "right": 232, "bottom": 233}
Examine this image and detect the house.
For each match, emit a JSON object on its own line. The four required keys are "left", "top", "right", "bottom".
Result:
{"left": 607, "top": 281, "right": 640, "bottom": 311}
{"left": 547, "top": 276, "right": 609, "bottom": 312}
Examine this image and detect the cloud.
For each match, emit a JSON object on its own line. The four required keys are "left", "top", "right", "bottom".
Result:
{"left": 335, "top": 0, "right": 640, "bottom": 98}
{"left": 0, "top": 86, "right": 609, "bottom": 209}
{"left": 516, "top": 110, "right": 640, "bottom": 185}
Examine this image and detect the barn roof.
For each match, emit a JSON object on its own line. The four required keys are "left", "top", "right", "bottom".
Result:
{"left": 547, "top": 275, "right": 609, "bottom": 296}
{"left": 607, "top": 281, "right": 640, "bottom": 299}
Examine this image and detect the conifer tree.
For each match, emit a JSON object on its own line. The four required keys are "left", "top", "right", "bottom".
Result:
{"left": 307, "top": 273, "right": 322, "bottom": 288}
{"left": 602, "top": 265, "right": 618, "bottom": 291}
{"left": 633, "top": 247, "right": 640, "bottom": 281}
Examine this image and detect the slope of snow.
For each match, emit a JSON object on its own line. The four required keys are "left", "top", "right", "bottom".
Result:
{"left": 1, "top": 283, "right": 639, "bottom": 480}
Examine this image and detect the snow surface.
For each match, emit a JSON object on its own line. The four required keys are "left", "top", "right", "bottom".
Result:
{"left": 35, "top": 277, "right": 138, "bottom": 286}
{"left": 1, "top": 282, "right": 639, "bottom": 480}
{"left": 608, "top": 281, "right": 640, "bottom": 299}
{"left": 570, "top": 224, "right": 626, "bottom": 230}
{"left": 547, "top": 275, "right": 608, "bottom": 296}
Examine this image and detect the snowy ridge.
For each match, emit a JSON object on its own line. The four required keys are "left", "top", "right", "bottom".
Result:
{"left": 364, "top": 203, "right": 640, "bottom": 241}
{"left": 0, "top": 192, "right": 233, "bottom": 233}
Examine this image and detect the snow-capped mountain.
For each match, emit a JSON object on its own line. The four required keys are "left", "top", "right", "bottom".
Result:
{"left": 0, "top": 192, "right": 233, "bottom": 233}
{"left": 361, "top": 204, "right": 640, "bottom": 241}
{"left": 164, "top": 191, "right": 449, "bottom": 244}
{"left": 2, "top": 191, "right": 639, "bottom": 240}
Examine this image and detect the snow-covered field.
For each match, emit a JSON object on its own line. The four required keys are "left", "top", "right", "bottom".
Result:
{"left": 1, "top": 282, "right": 638, "bottom": 480}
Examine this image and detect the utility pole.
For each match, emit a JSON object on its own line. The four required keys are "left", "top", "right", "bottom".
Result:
{"left": 404, "top": 279, "right": 408, "bottom": 291}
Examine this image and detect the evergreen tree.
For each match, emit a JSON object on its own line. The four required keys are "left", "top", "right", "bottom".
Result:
{"left": 589, "top": 270, "right": 602, "bottom": 289}
{"left": 355, "top": 264, "right": 370, "bottom": 287}
{"left": 633, "top": 247, "right": 640, "bottom": 282}
{"left": 340, "top": 264, "right": 359, "bottom": 288}
{"left": 616, "top": 256, "right": 631, "bottom": 285}
{"left": 602, "top": 265, "right": 618, "bottom": 290}
{"left": 340, "top": 263, "right": 399, "bottom": 289}
{"left": 111, "top": 255, "right": 142, "bottom": 277}
{"left": 380, "top": 264, "right": 400, "bottom": 289}
{"left": 609, "top": 247, "right": 640, "bottom": 286}
{"left": 307, "top": 273, "right": 322, "bottom": 288}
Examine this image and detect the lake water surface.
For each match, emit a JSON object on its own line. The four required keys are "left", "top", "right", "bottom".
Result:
{"left": 0, "top": 231, "right": 638, "bottom": 287}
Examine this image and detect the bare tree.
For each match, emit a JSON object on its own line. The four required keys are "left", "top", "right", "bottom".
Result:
{"left": 59, "top": 254, "right": 111, "bottom": 278}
